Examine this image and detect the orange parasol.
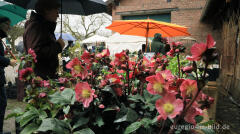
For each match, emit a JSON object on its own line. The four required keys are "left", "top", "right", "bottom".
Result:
{"left": 106, "top": 19, "right": 190, "bottom": 51}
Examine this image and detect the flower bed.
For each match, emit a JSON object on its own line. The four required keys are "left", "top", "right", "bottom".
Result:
{"left": 8, "top": 35, "right": 218, "bottom": 134}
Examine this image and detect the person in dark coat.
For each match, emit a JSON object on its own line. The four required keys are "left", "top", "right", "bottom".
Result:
{"left": 23, "top": 0, "right": 65, "bottom": 80}
{"left": 0, "top": 17, "right": 17, "bottom": 134}
{"left": 147, "top": 33, "right": 169, "bottom": 55}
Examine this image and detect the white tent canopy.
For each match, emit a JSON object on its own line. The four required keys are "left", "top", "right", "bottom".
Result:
{"left": 82, "top": 35, "right": 108, "bottom": 44}
{"left": 105, "top": 33, "right": 149, "bottom": 55}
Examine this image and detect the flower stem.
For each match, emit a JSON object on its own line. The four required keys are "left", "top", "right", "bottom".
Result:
{"left": 159, "top": 119, "right": 166, "bottom": 134}
{"left": 177, "top": 54, "right": 181, "bottom": 78}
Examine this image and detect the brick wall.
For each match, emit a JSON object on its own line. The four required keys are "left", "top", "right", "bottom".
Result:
{"left": 111, "top": 0, "right": 223, "bottom": 51}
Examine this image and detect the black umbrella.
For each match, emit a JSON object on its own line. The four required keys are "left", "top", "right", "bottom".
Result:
{"left": 4, "top": 0, "right": 107, "bottom": 15}
{"left": 4, "top": 0, "right": 108, "bottom": 35}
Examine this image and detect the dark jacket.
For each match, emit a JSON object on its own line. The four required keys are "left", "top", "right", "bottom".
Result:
{"left": 147, "top": 33, "right": 167, "bottom": 55}
{"left": 23, "top": 12, "right": 62, "bottom": 80}
{"left": 0, "top": 30, "right": 10, "bottom": 86}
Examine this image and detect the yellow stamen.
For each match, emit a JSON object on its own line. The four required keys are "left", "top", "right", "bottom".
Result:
{"left": 153, "top": 83, "right": 163, "bottom": 93}
{"left": 74, "top": 65, "right": 82, "bottom": 73}
{"left": 82, "top": 89, "right": 91, "bottom": 98}
{"left": 163, "top": 103, "right": 174, "bottom": 114}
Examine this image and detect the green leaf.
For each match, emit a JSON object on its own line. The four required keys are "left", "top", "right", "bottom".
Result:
{"left": 114, "top": 108, "right": 138, "bottom": 123}
{"left": 195, "top": 116, "right": 204, "bottom": 124}
{"left": 39, "top": 110, "right": 48, "bottom": 120}
{"left": 94, "top": 116, "right": 104, "bottom": 127}
{"left": 37, "top": 118, "right": 70, "bottom": 134}
{"left": 49, "top": 88, "right": 75, "bottom": 105}
{"left": 72, "top": 117, "right": 89, "bottom": 130}
{"left": 140, "top": 118, "right": 152, "bottom": 128}
{"left": 63, "top": 106, "right": 70, "bottom": 114}
{"left": 124, "top": 121, "right": 142, "bottom": 134}
{"left": 102, "top": 85, "right": 116, "bottom": 96}
{"left": 20, "top": 122, "right": 39, "bottom": 134}
{"left": 20, "top": 109, "right": 38, "bottom": 127}
{"left": 102, "top": 106, "right": 118, "bottom": 112}
{"left": 5, "top": 108, "right": 23, "bottom": 120}
{"left": 73, "top": 128, "right": 95, "bottom": 134}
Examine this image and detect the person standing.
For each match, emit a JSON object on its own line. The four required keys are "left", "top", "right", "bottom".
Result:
{"left": 23, "top": 0, "right": 65, "bottom": 80}
{"left": 0, "top": 17, "right": 17, "bottom": 134}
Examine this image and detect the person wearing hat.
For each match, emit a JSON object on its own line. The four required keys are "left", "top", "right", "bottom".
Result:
{"left": 23, "top": 0, "right": 65, "bottom": 80}
{"left": 0, "top": 16, "right": 17, "bottom": 134}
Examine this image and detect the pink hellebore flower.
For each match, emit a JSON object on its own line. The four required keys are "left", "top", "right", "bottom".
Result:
{"left": 66, "top": 58, "right": 88, "bottom": 79}
{"left": 43, "top": 80, "right": 50, "bottom": 88}
{"left": 180, "top": 79, "right": 198, "bottom": 99}
{"left": 96, "top": 49, "right": 110, "bottom": 58}
{"left": 187, "top": 34, "right": 216, "bottom": 61}
{"left": 81, "top": 50, "right": 92, "bottom": 64}
{"left": 38, "top": 92, "right": 47, "bottom": 98}
{"left": 19, "top": 67, "right": 33, "bottom": 81}
{"left": 160, "top": 70, "right": 174, "bottom": 81}
{"left": 114, "top": 51, "right": 128, "bottom": 66}
{"left": 156, "top": 93, "right": 183, "bottom": 120}
{"left": 98, "top": 104, "right": 105, "bottom": 109}
{"left": 28, "top": 48, "right": 37, "bottom": 63}
{"left": 146, "top": 73, "right": 169, "bottom": 95}
{"left": 60, "top": 87, "right": 65, "bottom": 91}
{"left": 75, "top": 82, "right": 95, "bottom": 108}
{"left": 184, "top": 102, "right": 203, "bottom": 125}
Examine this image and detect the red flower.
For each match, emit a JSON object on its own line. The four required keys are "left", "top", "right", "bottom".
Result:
{"left": 114, "top": 51, "right": 128, "bottom": 66}
{"left": 184, "top": 102, "right": 203, "bottom": 125}
{"left": 66, "top": 58, "right": 88, "bottom": 79}
{"left": 43, "top": 80, "right": 50, "bottom": 88}
{"left": 60, "top": 86, "right": 65, "bottom": 91}
{"left": 146, "top": 73, "right": 169, "bottom": 95}
{"left": 96, "top": 49, "right": 110, "bottom": 58}
{"left": 81, "top": 51, "right": 92, "bottom": 64}
{"left": 182, "top": 66, "right": 193, "bottom": 73}
{"left": 167, "top": 49, "right": 175, "bottom": 57}
{"left": 113, "top": 87, "right": 123, "bottom": 96}
{"left": 38, "top": 92, "right": 47, "bottom": 98}
{"left": 98, "top": 104, "right": 105, "bottom": 109}
{"left": 28, "top": 48, "right": 37, "bottom": 63}
{"left": 106, "top": 74, "right": 122, "bottom": 85}
{"left": 19, "top": 67, "right": 33, "bottom": 81}
{"left": 75, "top": 82, "right": 95, "bottom": 108}
{"left": 156, "top": 93, "right": 183, "bottom": 120}
{"left": 180, "top": 79, "right": 198, "bottom": 99}
{"left": 160, "top": 70, "right": 174, "bottom": 81}
{"left": 58, "top": 77, "right": 68, "bottom": 84}
{"left": 142, "top": 56, "right": 150, "bottom": 67}
{"left": 187, "top": 34, "right": 215, "bottom": 61}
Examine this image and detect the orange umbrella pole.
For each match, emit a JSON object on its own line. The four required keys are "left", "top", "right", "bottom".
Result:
{"left": 1, "top": 39, "right": 17, "bottom": 60}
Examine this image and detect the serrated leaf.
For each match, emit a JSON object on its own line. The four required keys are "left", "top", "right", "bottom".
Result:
{"left": 124, "top": 122, "right": 142, "bottom": 134}
{"left": 73, "top": 128, "right": 95, "bottom": 134}
{"left": 20, "top": 122, "right": 39, "bottom": 134}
